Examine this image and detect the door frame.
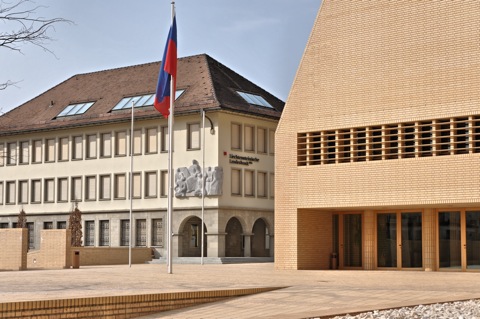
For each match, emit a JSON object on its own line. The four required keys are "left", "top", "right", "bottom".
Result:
{"left": 334, "top": 212, "right": 364, "bottom": 270}
{"left": 375, "top": 210, "right": 425, "bottom": 270}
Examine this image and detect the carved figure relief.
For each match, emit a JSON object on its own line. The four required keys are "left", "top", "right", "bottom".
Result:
{"left": 175, "top": 160, "right": 223, "bottom": 197}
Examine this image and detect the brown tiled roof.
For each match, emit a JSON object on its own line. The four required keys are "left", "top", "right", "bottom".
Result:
{"left": 0, "top": 54, "right": 284, "bottom": 135}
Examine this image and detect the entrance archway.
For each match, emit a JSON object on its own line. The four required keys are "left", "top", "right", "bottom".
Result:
{"left": 180, "top": 216, "right": 207, "bottom": 257}
{"left": 251, "top": 219, "right": 270, "bottom": 257}
{"left": 225, "top": 217, "right": 243, "bottom": 257}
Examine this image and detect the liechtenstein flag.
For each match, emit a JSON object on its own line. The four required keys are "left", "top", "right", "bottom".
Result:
{"left": 154, "top": 14, "right": 177, "bottom": 118}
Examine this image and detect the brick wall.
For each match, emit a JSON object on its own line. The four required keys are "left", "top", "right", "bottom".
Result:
{"left": 0, "top": 287, "right": 280, "bottom": 319}
{"left": 276, "top": 1, "right": 480, "bottom": 269}
{"left": 74, "top": 247, "right": 152, "bottom": 266}
{"left": 0, "top": 228, "right": 27, "bottom": 270}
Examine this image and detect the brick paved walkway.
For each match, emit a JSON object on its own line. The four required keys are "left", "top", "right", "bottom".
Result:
{"left": 1, "top": 263, "right": 479, "bottom": 318}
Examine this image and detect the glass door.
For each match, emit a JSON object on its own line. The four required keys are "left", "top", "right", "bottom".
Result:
{"left": 377, "top": 213, "right": 397, "bottom": 268}
{"left": 343, "top": 214, "right": 362, "bottom": 267}
{"left": 438, "top": 212, "right": 461, "bottom": 269}
{"left": 401, "top": 212, "right": 423, "bottom": 268}
{"left": 466, "top": 211, "right": 480, "bottom": 270}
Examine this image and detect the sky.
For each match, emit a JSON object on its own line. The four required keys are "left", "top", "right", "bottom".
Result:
{"left": 0, "top": 0, "right": 321, "bottom": 113}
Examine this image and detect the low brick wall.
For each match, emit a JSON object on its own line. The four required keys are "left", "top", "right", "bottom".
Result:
{"left": 0, "top": 229, "right": 28, "bottom": 271}
{"left": 74, "top": 247, "right": 152, "bottom": 266}
{"left": 0, "top": 287, "right": 281, "bottom": 319}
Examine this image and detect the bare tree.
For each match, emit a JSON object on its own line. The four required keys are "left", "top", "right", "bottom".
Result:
{"left": 68, "top": 202, "right": 82, "bottom": 247}
{"left": 0, "top": 0, "right": 72, "bottom": 90}
{"left": 16, "top": 208, "right": 27, "bottom": 228}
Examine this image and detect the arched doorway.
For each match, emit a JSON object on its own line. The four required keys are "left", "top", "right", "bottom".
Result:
{"left": 225, "top": 217, "right": 243, "bottom": 257}
{"left": 252, "top": 219, "right": 270, "bottom": 257}
{"left": 180, "top": 216, "right": 207, "bottom": 257}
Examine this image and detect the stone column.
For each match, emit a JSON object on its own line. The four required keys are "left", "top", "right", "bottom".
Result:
{"left": 269, "top": 234, "right": 274, "bottom": 257}
{"left": 206, "top": 233, "right": 226, "bottom": 257}
{"left": 423, "top": 209, "right": 436, "bottom": 271}
{"left": 363, "top": 210, "right": 375, "bottom": 270}
{"left": 243, "top": 233, "right": 253, "bottom": 257}
{"left": 172, "top": 232, "right": 180, "bottom": 258}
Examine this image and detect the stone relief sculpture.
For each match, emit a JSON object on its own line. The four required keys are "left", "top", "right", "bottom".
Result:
{"left": 175, "top": 160, "right": 223, "bottom": 197}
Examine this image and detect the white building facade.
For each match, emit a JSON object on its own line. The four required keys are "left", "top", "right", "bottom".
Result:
{"left": 0, "top": 54, "right": 283, "bottom": 259}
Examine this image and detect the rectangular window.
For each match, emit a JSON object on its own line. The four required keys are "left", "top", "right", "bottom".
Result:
{"left": 86, "top": 134, "right": 97, "bottom": 159}
{"left": 58, "top": 137, "right": 69, "bottom": 161}
{"left": 145, "top": 171, "right": 158, "bottom": 197}
{"left": 385, "top": 125, "right": 399, "bottom": 159}
{"left": 7, "top": 142, "right": 17, "bottom": 165}
{"left": 85, "top": 176, "right": 96, "bottom": 201}
{"left": 436, "top": 119, "right": 451, "bottom": 156}
{"left": 244, "top": 170, "right": 255, "bottom": 197}
{"left": 19, "top": 141, "right": 29, "bottom": 164}
{"left": 257, "top": 171, "right": 267, "bottom": 198}
{"left": 152, "top": 218, "right": 163, "bottom": 246}
{"left": 99, "top": 175, "right": 111, "bottom": 200}
{"left": 0, "top": 142, "right": 4, "bottom": 166}
{"left": 270, "top": 173, "right": 275, "bottom": 199}
{"left": 369, "top": 126, "right": 382, "bottom": 161}
{"left": 0, "top": 223, "right": 8, "bottom": 228}
{"left": 231, "top": 123, "right": 242, "bottom": 150}
{"left": 454, "top": 117, "right": 469, "bottom": 154}
{"left": 99, "top": 220, "right": 109, "bottom": 246}
{"left": 244, "top": 125, "right": 255, "bottom": 152}
{"left": 72, "top": 135, "right": 83, "bottom": 160}
{"left": 31, "top": 180, "right": 41, "bottom": 203}
{"left": 32, "top": 140, "right": 42, "bottom": 163}
{"left": 6, "top": 181, "right": 15, "bottom": 204}
{"left": 146, "top": 127, "right": 158, "bottom": 154}
{"left": 45, "top": 139, "right": 55, "bottom": 162}
{"left": 132, "top": 172, "right": 141, "bottom": 199}
{"left": 269, "top": 129, "right": 275, "bottom": 155}
{"left": 115, "top": 131, "right": 127, "bottom": 156}
{"left": 57, "top": 177, "right": 68, "bottom": 202}
{"left": 120, "top": 220, "right": 130, "bottom": 246}
{"left": 231, "top": 168, "right": 242, "bottom": 196}
{"left": 161, "top": 126, "right": 169, "bottom": 152}
{"left": 402, "top": 123, "right": 416, "bottom": 158}
{"left": 136, "top": 219, "right": 147, "bottom": 246}
{"left": 84, "top": 221, "right": 95, "bottom": 246}
{"left": 44, "top": 179, "right": 55, "bottom": 203}
{"left": 27, "top": 222, "right": 34, "bottom": 249}
{"left": 57, "top": 221, "right": 67, "bottom": 229}
{"left": 18, "top": 180, "right": 28, "bottom": 204}
{"left": 160, "top": 170, "right": 168, "bottom": 197}
{"left": 187, "top": 123, "right": 200, "bottom": 150}
{"left": 71, "top": 177, "right": 82, "bottom": 201}
{"left": 338, "top": 129, "right": 351, "bottom": 163}
{"left": 355, "top": 128, "right": 367, "bottom": 162}
{"left": 43, "top": 222, "right": 53, "bottom": 229}
{"left": 0, "top": 181, "right": 3, "bottom": 204}
{"left": 257, "top": 127, "right": 267, "bottom": 153}
{"left": 100, "top": 132, "right": 112, "bottom": 157}
{"left": 419, "top": 121, "right": 433, "bottom": 157}
{"left": 114, "top": 173, "right": 126, "bottom": 199}
{"left": 133, "top": 129, "right": 142, "bottom": 155}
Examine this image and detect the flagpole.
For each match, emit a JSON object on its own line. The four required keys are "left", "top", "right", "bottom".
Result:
{"left": 201, "top": 109, "right": 205, "bottom": 265}
{"left": 167, "top": 0, "right": 175, "bottom": 275}
{"left": 129, "top": 100, "right": 135, "bottom": 268}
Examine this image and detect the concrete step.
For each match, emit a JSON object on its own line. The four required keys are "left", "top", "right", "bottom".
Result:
{"left": 147, "top": 257, "right": 273, "bottom": 264}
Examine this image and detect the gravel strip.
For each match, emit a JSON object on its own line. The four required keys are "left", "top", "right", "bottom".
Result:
{"left": 330, "top": 299, "right": 480, "bottom": 319}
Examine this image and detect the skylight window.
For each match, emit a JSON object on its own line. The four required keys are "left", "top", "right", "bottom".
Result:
{"left": 112, "top": 90, "right": 186, "bottom": 111}
{"left": 57, "top": 102, "right": 95, "bottom": 117}
{"left": 237, "top": 91, "right": 273, "bottom": 109}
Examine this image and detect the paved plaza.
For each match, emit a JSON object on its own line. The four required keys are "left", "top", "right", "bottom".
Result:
{"left": 1, "top": 263, "right": 480, "bottom": 318}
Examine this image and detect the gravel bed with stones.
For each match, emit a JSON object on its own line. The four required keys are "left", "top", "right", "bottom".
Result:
{"left": 330, "top": 299, "right": 480, "bottom": 319}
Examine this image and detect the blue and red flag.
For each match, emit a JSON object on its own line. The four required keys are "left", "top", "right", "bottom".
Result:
{"left": 154, "top": 15, "right": 177, "bottom": 118}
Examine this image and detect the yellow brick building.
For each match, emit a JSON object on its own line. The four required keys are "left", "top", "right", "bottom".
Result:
{"left": 275, "top": 1, "right": 480, "bottom": 271}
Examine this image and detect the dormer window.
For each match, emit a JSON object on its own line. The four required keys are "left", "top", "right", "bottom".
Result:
{"left": 236, "top": 91, "right": 273, "bottom": 109}
{"left": 57, "top": 102, "right": 95, "bottom": 117}
{"left": 112, "top": 90, "right": 186, "bottom": 111}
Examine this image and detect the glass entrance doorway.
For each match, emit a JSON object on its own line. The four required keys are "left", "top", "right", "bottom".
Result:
{"left": 377, "top": 212, "right": 423, "bottom": 269}
{"left": 333, "top": 213, "right": 363, "bottom": 269}
{"left": 439, "top": 210, "right": 480, "bottom": 271}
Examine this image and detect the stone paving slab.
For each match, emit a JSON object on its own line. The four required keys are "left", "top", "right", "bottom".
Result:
{"left": 1, "top": 263, "right": 480, "bottom": 318}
